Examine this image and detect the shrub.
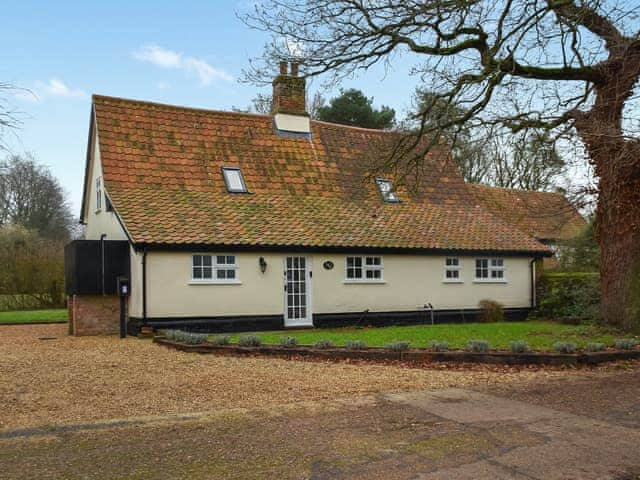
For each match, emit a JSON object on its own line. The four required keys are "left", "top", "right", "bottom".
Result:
{"left": 553, "top": 341, "right": 577, "bottom": 354}
{"left": 385, "top": 341, "right": 411, "bottom": 352}
{"left": 210, "top": 335, "right": 231, "bottom": 346}
{"left": 586, "top": 342, "right": 606, "bottom": 352}
{"left": 238, "top": 334, "right": 262, "bottom": 347}
{"left": 467, "top": 339, "right": 490, "bottom": 353}
{"left": 478, "top": 299, "right": 504, "bottom": 323}
{"left": 614, "top": 338, "right": 639, "bottom": 350}
{"left": 345, "top": 339, "right": 367, "bottom": 350}
{"left": 429, "top": 341, "right": 449, "bottom": 352}
{"left": 167, "top": 330, "right": 208, "bottom": 345}
{"left": 162, "top": 329, "right": 180, "bottom": 341}
{"left": 509, "top": 340, "right": 529, "bottom": 353}
{"left": 313, "top": 339, "right": 335, "bottom": 349}
{"left": 279, "top": 336, "right": 299, "bottom": 348}
{"left": 536, "top": 272, "right": 600, "bottom": 324}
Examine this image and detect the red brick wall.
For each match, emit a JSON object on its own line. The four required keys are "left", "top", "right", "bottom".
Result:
{"left": 272, "top": 75, "right": 306, "bottom": 114}
{"left": 68, "top": 295, "right": 125, "bottom": 336}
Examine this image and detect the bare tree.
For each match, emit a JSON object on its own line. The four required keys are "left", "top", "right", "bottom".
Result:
{"left": 0, "top": 83, "right": 23, "bottom": 152}
{"left": 409, "top": 90, "right": 565, "bottom": 188}
{"left": 409, "top": 89, "right": 494, "bottom": 183}
{"left": 243, "top": 0, "right": 640, "bottom": 330}
{"left": 0, "top": 153, "right": 74, "bottom": 241}
{"left": 488, "top": 130, "right": 567, "bottom": 190}
{"left": 0, "top": 224, "right": 66, "bottom": 308}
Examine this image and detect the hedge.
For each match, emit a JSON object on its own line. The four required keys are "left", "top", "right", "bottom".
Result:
{"left": 536, "top": 272, "right": 600, "bottom": 324}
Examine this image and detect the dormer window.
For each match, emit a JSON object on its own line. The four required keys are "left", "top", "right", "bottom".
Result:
{"left": 222, "top": 167, "right": 247, "bottom": 193}
{"left": 376, "top": 178, "right": 399, "bottom": 203}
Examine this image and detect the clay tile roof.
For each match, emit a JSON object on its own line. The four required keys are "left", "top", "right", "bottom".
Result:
{"left": 91, "top": 94, "right": 550, "bottom": 254}
{"left": 468, "top": 184, "right": 586, "bottom": 242}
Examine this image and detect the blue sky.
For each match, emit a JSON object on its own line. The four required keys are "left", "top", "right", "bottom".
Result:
{"left": 2, "top": 1, "right": 418, "bottom": 214}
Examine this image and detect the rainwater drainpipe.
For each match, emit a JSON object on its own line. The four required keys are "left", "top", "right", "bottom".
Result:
{"left": 142, "top": 247, "right": 148, "bottom": 325}
{"left": 530, "top": 258, "right": 537, "bottom": 309}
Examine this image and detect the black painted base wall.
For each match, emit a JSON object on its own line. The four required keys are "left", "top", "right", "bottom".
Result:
{"left": 129, "top": 308, "right": 531, "bottom": 334}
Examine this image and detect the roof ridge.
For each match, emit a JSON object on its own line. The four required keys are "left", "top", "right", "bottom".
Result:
{"left": 311, "top": 118, "right": 394, "bottom": 134}
{"left": 91, "top": 94, "right": 274, "bottom": 121}
{"left": 92, "top": 94, "right": 403, "bottom": 135}
{"left": 469, "top": 183, "right": 564, "bottom": 197}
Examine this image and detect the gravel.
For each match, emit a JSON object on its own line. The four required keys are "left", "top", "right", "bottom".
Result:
{"left": 0, "top": 324, "right": 591, "bottom": 431}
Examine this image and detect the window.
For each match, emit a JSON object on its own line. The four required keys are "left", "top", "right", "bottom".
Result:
{"left": 222, "top": 167, "right": 247, "bottom": 193}
{"left": 95, "top": 177, "right": 102, "bottom": 211}
{"left": 345, "top": 256, "right": 383, "bottom": 282}
{"left": 444, "top": 257, "right": 462, "bottom": 281}
{"left": 375, "top": 178, "right": 399, "bottom": 203}
{"left": 192, "top": 254, "right": 239, "bottom": 282}
{"left": 475, "top": 258, "right": 505, "bottom": 281}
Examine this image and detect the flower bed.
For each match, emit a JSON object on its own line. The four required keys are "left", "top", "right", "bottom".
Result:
{"left": 153, "top": 336, "right": 640, "bottom": 366}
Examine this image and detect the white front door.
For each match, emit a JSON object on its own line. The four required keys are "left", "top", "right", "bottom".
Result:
{"left": 284, "top": 256, "right": 313, "bottom": 327}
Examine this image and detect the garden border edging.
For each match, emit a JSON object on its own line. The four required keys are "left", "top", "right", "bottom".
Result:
{"left": 153, "top": 337, "right": 640, "bottom": 366}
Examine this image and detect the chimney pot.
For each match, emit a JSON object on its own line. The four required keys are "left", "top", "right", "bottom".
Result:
{"left": 290, "top": 62, "right": 299, "bottom": 76}
{"left": 279, "top": 61, "right": 288, "bottom": 75}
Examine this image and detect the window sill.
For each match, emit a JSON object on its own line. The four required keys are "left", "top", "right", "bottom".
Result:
{"left": 188, "top": 280, "right": 242, "bottom": 285}
{"left": 442, "top": 280, "right": 464, "bottom": 284}
{"left": 342, "top": 280, "right": 387, "bottom": 285}
{"left": 473, "top": 279, "right": 508, "bottom": 284}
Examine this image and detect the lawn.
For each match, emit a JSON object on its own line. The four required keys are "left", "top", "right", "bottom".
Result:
{"left": 229, "top": 321, "right": 620, "bottom": 351}
{"left": 0, "top": 309, "right": 67, "bottom": 324}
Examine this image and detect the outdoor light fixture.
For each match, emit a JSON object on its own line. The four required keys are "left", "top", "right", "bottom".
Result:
{"left": 259, "top": 256, "right": 267, "bottom": 273}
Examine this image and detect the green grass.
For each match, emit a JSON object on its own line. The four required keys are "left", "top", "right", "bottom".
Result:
{"left": 224, "top": 321, "right": 619, "bottom": 351}
{"left": 0, "top": 309, "right": 67, "bottom": 324}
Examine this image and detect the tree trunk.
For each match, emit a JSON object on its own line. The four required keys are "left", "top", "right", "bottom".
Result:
{"left": 572, "top": 44, "right": 640, "bottom": 331}
{"left": 598, "top": 224, "right": 640, "bottom": 331}
{"left": 577, "top": 116, "right": 640, "bottom": 331}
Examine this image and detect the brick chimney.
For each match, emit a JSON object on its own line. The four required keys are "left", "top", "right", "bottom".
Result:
{"left": 272, "top": 61, "right": 306, "bottom": 116}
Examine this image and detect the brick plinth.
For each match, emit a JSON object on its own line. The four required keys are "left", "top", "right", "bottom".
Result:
{"left": 68, "top": 295, "right": 125, "bottom": 336}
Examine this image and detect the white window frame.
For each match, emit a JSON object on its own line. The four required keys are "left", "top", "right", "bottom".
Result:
{"left": 443, "top": 257, "right": 463, "bottom": 283}
{"left": 474, "top": 258, "right": 507, "bottom": 283}
{"left": 222, "top": 167, "right": 248, "bottom": 193}
{"left": 344, "top": 256, "right": 385, "bottom": 283}
{"left": 189, "top": 254, "right": 241, "bottom": 284}
{"left": 375, "top": 178, "right": 400, "bottom": 203}
{"left": 95, "top": 177, "right": 102, "bottom": 212}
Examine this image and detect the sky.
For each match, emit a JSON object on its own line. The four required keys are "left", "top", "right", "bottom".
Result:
{"left": 2, "top": 1, "right": 419, "bottom": 216}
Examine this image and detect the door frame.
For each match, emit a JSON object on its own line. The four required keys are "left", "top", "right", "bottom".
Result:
{"left": 283, "top": 256, "right": 313, "bottom": 327}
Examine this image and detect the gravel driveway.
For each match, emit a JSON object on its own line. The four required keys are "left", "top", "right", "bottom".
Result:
{"left": 0, "top": 323, "right": 576, "bottom": 431}
{"left": 2, "top": 324, "right": 639, "bottom": 479}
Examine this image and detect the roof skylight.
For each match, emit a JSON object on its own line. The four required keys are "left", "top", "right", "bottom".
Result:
{"left": 222, "top": 167, "right": 247, "bottom": 193}
{"left": 376, "top": 178, "right": 399, "bottom": 203}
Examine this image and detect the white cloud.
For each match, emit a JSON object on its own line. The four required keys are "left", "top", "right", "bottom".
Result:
{"left": 133, "top": 44, "right": 181, "bottom": 68}
{"left": 156, "top": 81, "right": 171, "bottom": 90}
{"left": 132, "top": 44, "right": 232, "bottom": 86}
{"left": 183, "top": 57, "right": 233, "bottom": 85}
{"left": 36, "top": 78, "right": 86, "bottom": 98}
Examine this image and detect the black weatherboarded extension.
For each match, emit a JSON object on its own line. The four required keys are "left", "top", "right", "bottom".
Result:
{"left": 64, "top": 240, "right": 130, "bottom": 295}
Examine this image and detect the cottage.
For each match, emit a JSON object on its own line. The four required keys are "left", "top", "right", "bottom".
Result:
{"left": 66, "top": 62, "right": 555, "bottom": 335}
{"left": 469, "top": 184, "right": 586, "bottom": 267}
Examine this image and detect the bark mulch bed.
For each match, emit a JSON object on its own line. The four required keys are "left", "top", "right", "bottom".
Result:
{"left": 154, "top": 337, "right": 640, "bottom": 366}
